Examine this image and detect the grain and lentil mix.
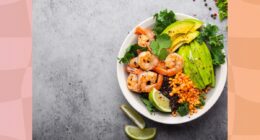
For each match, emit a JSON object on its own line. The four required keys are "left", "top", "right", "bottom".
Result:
{"left": 169, "top": 72, "right": 205, "bottom": 115}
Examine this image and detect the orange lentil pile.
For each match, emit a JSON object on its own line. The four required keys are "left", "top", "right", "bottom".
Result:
{"left": 169, "top": 72, "right": 204, "bottom": 115}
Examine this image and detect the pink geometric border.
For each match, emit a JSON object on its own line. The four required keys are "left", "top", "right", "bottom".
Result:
{"left": 0, "top": 0, "right": 31, "bottom": 139}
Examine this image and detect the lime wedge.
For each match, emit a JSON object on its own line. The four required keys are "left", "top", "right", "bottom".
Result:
{"left": 120, "top": 104, "right": 145, "bottom": 129}
{"left": 125, "top": 125, "right": 156, "bottom": 140}
{"left": 148, "top": 88, "right": 171, "bottom": 112}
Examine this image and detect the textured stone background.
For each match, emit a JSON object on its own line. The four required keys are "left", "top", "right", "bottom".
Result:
{"left": 33, "top": 0, "right": 227, "bottom": 139}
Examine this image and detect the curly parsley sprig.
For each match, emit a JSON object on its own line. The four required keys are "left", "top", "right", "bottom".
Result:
{"left": 216, "top": 0, "right": 228, "bottom": 21}
{"left": 153, "top": 9, "right": 177, "bottom": 35}
{"left": 118, "top": 44, "right": 147, "bottom": 64}
{"left": 197, "top": 24, "right": 225, "bottom": 66}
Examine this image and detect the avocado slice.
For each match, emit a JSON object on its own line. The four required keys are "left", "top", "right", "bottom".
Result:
{"left": 178, "top": 45, "right": 205, "bottom": 89}
{"left": 200, "top": 42, "right": 216, "bottom": 87}
{"left": 190, "top": 41, "right": 212, "bottom": 86}
{"left": 162, "top": 19, "right": 203, "bottom": 39}
{"left": 162, "top": 20, "right": 195, "bottom": 39}
{"left": 178, "top": 41, "right": 215, "bottom": 89}
{"left": 183, "top": 19, "right": 203, "bottom": 32}
{"left": 169, "top": 31, "right": 200, "bottom": 52}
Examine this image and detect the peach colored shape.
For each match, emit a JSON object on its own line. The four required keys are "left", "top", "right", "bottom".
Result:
{"left": 228, "top": 0, "right": 260, "bottom": 138}
{"left": 21, "top": 67, "right": 32, "bottom": 98}
{"left": 242, "top": 0, "right": 260, "bottom": 5}
{"left": 0, "top": 38, "right": 31, "bottom": 70}
{"left": 229, "top": 0, "right": 260, "bottom": 38}
{"left": 228, "top": 63, "right": 235, "bottom": 93}
{"left": 231, "top": 136, "right": 260, "bottom": 140}
{"left": 229, "top": 38, "right": 260, "bottom": 69}
{"left": 232, "top": 65, "right": 260, "bottom": 103}
{"left": 233, "top": 95, "right": 260, "bottom": 135}
{"left": 0, "top": 100, "right": 25, "bottom": 139}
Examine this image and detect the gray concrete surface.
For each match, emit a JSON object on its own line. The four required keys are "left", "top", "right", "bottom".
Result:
{"left": 33, "top": 0, "right": 227, "bottom": 139}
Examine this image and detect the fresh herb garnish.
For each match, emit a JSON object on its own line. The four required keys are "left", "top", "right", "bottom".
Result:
{"left": 118, "top": 44, "right": 147, "bottom": 64}
{"left": 177, "top": 102, "right": 189, "bottom": 116}
{"left": 196, "top": 93, "right": 206, "bottom": 108}
{"left": 216, "top": 0, "right": 228, "bottom": 21}
{"left": 140, "top": 97, "right": 155, "bottom": 113}
{"left": 153, "top": 9, "right": 177, "bottom": 35}
{"left": 199, "top": 93, "right": 206, "bottom": 106}
{"left": 197, "top": 24, "right": 225, "bottom": 66}
{"left": 150, "top": 34, "right": 172, "bottom": 60}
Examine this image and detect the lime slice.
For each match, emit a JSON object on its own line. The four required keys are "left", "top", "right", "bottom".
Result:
{"left": 148, "top": 88, "right": 171, "bottom": 112}
{"left": 125, "top": 125, "right": 156, "bottom": 140}
{"left": 120, "top": 104, "right": 145, "bottom": 129}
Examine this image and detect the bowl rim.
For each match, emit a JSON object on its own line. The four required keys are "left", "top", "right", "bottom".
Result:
{"left": 117, "top": 13, "right": 227, "bottom": 124}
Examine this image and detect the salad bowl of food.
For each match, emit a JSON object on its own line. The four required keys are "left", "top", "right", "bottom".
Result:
{"left": 117, "top": 10, "right": 227, "bottom": 124}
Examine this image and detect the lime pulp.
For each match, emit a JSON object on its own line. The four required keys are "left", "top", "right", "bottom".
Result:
{"left": 148, "top": 88, "right": 171, "bottom": 113}
{"left": 121, "top": 104, "right": 145, "bottom": 129}
{"left": 125, "top": 125, "right": 156, "bottom": 140}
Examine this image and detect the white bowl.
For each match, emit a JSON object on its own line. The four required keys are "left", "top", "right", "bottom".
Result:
{"left": 117, "top": 13, "right": 227, "bottom": 124}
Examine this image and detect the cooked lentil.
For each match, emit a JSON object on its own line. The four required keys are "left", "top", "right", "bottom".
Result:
{"left": 169, "top": 72, "right": 205, "bottom": 115}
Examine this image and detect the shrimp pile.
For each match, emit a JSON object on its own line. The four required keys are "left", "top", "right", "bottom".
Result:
{"left": 126, "top": 26, "right": 184, "bottom": 93}
{"left": 126, "top": 52, "right": 163, "bottom": 93}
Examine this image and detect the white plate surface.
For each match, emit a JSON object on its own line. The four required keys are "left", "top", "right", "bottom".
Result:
{"left": 117, "top": 13, "right": 227, "bottom": 124}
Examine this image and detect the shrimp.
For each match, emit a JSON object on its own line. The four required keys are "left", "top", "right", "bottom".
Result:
{"left": 127, "top": 73, "right": 141, "bottom": 93}
{"left": 128, "top": 57, "right": 139, "bottom": 68}
{"left": 126, "top": 65, "right": 143, "bottom": 75}
{"left": 153, "top": 53, "right": 184, "bottom": 76}
{"left": 135, "top": 26, "right": 155, "bottom": 48}
{"left": 138, "top": 51, "right": 159, "bottom": 71}
{"left": 139, "top": 71, "right": 163, "bottom": 93}
{"left": 127, "top": 57, "right": 142, "bottom": 74}
{"left": 138, "top": 35, "right": 151, "bottom": 48}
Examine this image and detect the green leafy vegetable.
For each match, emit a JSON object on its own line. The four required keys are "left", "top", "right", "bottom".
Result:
{"left": 150, "top": 34, "right": 172, "bottom": 60}
{"left": 118, "top": 44, "right": 147, "bottom": 64}
{"left": 177, "top": 102, "right": 189, "bottom": 116}
{"left": 197, "top": 24, "right": 225, "bottom": 66}
{"left": 153, "top": 9, "right": 177, "bottom": 35}
{"left": 196, "top": 93, "right": 206, "bottom": 108}
{"left": 140, "top": 97, "right": 155, "bottom": 113}
{"left": 216, "top": 0, "right": 228, "bottom": 21}
{"left": 199, "top": 93, "right": 206, "bottom": 106}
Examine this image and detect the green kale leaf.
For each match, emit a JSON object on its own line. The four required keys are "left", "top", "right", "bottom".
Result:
{"left": 118, "top": 44, "right": 147, "bottom": 64}
{"left": 199, "top": 93, "right": 206, "bottom": 106}
{"left": 197, "top": 24, "right": 225, "bottom": 66}
{"left": 196, "top": 93, "right": 206, "bottom": 108}
{"left": 153, "top": 9, "right": 177, "bottom": 35}
{"left": 140, "top": 97, "right": 155, "bottom": 113}
{"left": 216, "top": 0, "right": 228, "bottom": 21}
{"left": 177, "top": 102, "right": 189, "bottom": 116}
